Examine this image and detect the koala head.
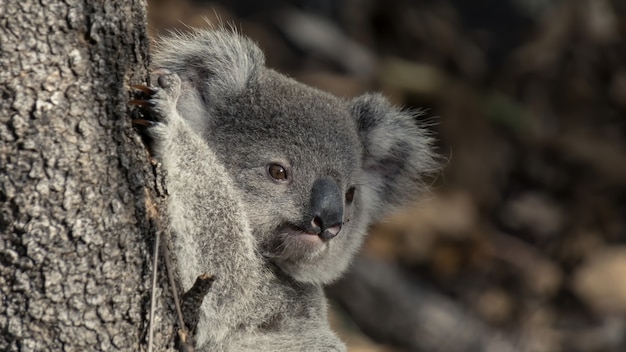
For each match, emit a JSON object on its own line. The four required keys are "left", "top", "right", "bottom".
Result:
{"left": 154, "top": 29, "right": 437, "bottom": 284}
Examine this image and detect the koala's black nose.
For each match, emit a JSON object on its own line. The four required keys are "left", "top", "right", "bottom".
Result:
{"left": 308, "top": 177, "right": 343, "bottom": 241}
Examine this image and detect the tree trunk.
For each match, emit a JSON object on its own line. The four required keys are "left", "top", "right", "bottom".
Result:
{"left": 0, "top": 1, "right": 176, "bottom": 351}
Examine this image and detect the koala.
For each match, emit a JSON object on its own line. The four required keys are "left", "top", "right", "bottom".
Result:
{"left": 135, "top": 28, "right": 437, "bottom": 351}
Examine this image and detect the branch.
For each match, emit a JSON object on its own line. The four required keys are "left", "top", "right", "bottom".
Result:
{"left": 182, "top": 273, "right": 216, "bottom": 333}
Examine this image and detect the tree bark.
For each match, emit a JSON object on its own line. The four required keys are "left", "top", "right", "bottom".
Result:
{"left": 0, "top": 1, "right": 176, "bottom": 351}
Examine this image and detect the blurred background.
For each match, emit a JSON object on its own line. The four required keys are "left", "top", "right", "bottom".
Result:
{"left": 147, "top": 1, "right": 626, "bottom": 351}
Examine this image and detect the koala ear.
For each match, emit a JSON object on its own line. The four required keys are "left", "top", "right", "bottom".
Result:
{"left": 351, "top": 93, "right": 438, "bottom": 222}
{"left": 153, "top": 28, "right": 264, "bottom": 102}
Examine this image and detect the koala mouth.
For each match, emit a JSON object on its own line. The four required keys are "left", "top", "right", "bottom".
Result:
{"left": 287, "top": 224, "right": 341, "bottom": 243}
{"left": 265, "top": 223, "right": 339, "bottom": 263}
{"left": 285, "top": 227, "right": 325, "bottom": 246}
{"left": 277, "top": 223, "right": 339, "bottom": 258}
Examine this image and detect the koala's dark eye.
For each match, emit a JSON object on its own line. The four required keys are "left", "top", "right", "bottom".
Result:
{"left": 345, "top": 186, "right": 356, "bottom": 205}
{"left": 268, "top": 163, "right": 288, "bottom": 181}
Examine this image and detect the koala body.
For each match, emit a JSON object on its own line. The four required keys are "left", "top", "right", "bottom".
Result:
{"left": 143, "top": 28, "right": 436, "bottom": 351}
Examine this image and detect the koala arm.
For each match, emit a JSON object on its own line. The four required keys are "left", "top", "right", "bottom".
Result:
{"left": 134, "top": 71, "right": 272, "bottom": 346}
{"left": 133, "top": 69, "right": 349, "bottom": 351}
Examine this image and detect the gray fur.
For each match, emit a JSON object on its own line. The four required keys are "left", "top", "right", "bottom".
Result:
{"left": 146, "top": 28, "right": 437, "bottom": 351}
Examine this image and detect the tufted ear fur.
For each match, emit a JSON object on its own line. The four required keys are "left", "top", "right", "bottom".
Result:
{"left": 153, "top": 28, "right": 264, "bottom": 99}
{"left": 351, "top": 93, "right": 438, "bottom": 222}
{"left": 152, "top": 28, "right": 264, "bottom": 134}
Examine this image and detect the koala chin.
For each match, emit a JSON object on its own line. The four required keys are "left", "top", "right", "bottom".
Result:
{"left": 138, "top": 27, "right": 437, "bottom": 352}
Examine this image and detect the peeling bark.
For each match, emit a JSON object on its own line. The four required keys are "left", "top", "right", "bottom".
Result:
{"left": 0, "top": 1, "right": 176, "bottom": 351}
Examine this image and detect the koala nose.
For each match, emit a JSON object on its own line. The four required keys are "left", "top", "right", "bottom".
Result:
{"left": 309, "top": 177, "right": 343, "bottom": 241}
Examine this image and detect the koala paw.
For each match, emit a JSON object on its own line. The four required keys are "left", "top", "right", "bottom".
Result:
{"left": 129, "top": 69, "right": 182, "bottom": 130}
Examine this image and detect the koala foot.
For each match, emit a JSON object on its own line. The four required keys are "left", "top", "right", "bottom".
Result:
{"left": 129, "top": 69, "right": 182, "bottom": 129}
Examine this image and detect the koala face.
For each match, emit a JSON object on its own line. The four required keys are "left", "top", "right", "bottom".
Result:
{"left": 158, "top": 29, "right": 437, "bottom": 285}
{"left": 203, "top": 70, "right": 369, "bottom": 284}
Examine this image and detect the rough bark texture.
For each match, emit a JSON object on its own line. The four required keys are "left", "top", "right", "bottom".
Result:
{"left": 0, "top": 1, "right": 176, "bottom": 351}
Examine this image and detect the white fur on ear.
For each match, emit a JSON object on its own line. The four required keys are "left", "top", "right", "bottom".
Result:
{"left": 352, "top": 93, "right": 438, "bottom": 222}
{"left": 154, "top": 28, "right": 264, "bottom": 100}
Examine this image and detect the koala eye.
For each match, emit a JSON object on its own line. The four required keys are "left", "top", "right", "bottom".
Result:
{"left": 345, "top": 186, "right": 356, "bottom": 205}
{"left": 268, "top": 163, "right": 289, "bottom": 181}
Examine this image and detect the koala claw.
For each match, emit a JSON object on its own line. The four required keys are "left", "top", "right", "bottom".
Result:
{"left": 128, "top": 97, "right": 156, "bottom": 108}
{"left": 128, "top": 88, "right": 158, "bottom": 127}
{"left": 129, "top": 71, "right": 182, "bottom": 129}
{"left": 130, "top": 84, "right": 157, "bottom": 96}
{"left": 131, "top": 118, "right": 158, "bottom": 127}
